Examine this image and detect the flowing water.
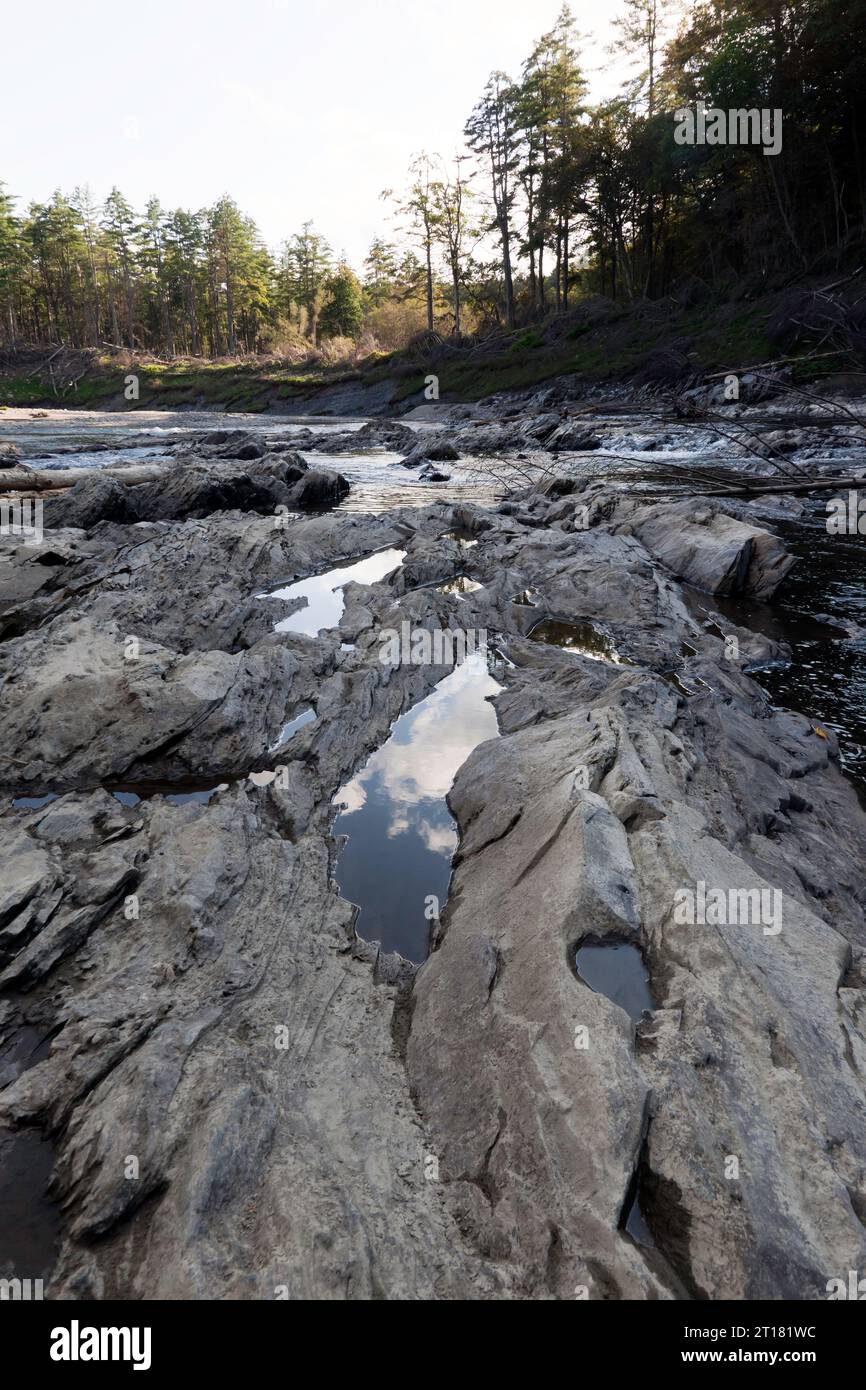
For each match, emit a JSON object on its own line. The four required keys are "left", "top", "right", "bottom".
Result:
{"left": 3, "top": 404, "right": 863, "bottom": 820}
{"left": 682, "top": 501, "right": 866, "bottom": 794}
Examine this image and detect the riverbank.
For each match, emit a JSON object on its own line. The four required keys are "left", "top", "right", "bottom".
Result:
{"left": 3, "top": 278, "right": 864, "bottom": 417}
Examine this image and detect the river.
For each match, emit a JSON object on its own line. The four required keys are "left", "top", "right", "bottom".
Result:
{"left": 3, "top": 403, "right": 863, "bottom": 796}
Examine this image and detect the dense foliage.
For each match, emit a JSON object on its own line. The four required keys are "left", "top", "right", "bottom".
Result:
{"left": 1, "top": 0, "right": 862, "bottom": 355}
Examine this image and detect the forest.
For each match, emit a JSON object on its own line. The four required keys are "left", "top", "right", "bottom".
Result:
{"left": 0, "top": 0, "right": 863, "bottom": 360}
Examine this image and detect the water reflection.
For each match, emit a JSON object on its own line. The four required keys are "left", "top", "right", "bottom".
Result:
{"left": 332, "top": 652, "right": 501, "bottom": 962}
{"left": 529, "top": 618, "right": 633, "bottom": 665}
{"left": 107, "top": 780, "right": 228, "bottom": 806}
{"left": 436, "top": 576, "right": 484, "bottom": 596}
{"left": 574, "top": 940, "right": 653, "bottom": 1023}
{"left": 264, "top": 548, "right": 405, "bottom": 637}
{"left": 269, "top": 707, "right": 316, "bottom": 751}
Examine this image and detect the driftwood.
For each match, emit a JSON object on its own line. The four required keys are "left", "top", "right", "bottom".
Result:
{"left": 664, "top": 412, "right": 866, "bottom": 427}
{"left": 703, "top": 350, "right": 853, "bottom": 379}
{"left": 0, "top": 462, "right": 168, "bottom": 493}
{"left": 25, "top": 345, "right": 65, "bottom": 380}
{"left": 642, "top": 474, "right": 866, "bottom": 499}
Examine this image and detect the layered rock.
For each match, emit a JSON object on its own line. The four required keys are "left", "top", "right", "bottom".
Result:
{"left": 0, "top": 461, "right": 864, "bottom": 1303}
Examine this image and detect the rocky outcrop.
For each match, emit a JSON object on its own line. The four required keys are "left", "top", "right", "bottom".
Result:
{"left": 0, "top": 461, "right": 864, "bottom": 1302}
{"left": 43, "top": 455, "right": 349, "bottom": 528}
{"left": 397, "top": 439, "right": 460, "bottom": 469}
{"left": 609, "top": 496, "right": 797, "bottom": 599}
{"left": 315, "top": 420, "right": 418, "bottom": 454}
{"left": 546, "top": 422, "right": 603, "bottom": 452}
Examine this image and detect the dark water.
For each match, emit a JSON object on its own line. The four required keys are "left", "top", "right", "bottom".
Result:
{"left": 0, "top": 1130, "right": 60, "bottom": 1282}
{"left": 107, "top": 779, "right": 228, "bottom": 807}
{"left": 686, "top": 502, "right": 866, "bottom": 793}
{"left": 529, "top": 618, "right": 633, "bottom": 665}
{"left": 332, "top": 652, "right": 501, "bottom": 962}
{"left": 756, "top": 510, "right": 866, "bottom": 792}
{"left": 573, "top": 941, "right": 653, "bottom": 1023}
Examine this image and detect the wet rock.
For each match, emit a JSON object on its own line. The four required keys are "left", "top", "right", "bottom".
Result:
{"left": 398, "top": 439, "right": 460, "bottom": 468}
{"left": 229, "top": 441, "right": 267, "bottom": 461}
{"left": 124, "top": 457, "right": 300, "bottom": 521}
{"left": 286, "top": 466, "right": 349, "bottom": 508}
{"left": 453, "top": 424, "right": 524, "bottom": 455}
{"left": 514, "top": 412, "right": 561, "bottom": 442}
{"left": 43, "top": 456, "right": 348, "bottom": 529}
{"left": 317, "top": 420, "right": 417, "bottom": 454}
{"left": 194, "top": 430, "right": 250, "bottom": 448}
{"left": 546, "top": 423, "right": 603, "bottom": 452}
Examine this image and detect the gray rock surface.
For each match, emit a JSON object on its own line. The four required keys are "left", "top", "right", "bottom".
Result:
{"left": 43, "top": 455, "right": 348, "bottom": 528}
{"left": 609, "top": 496, "right": 797, "bottom": 599}
{"left": 0, "top": 443, "right": 864, "bottom": 1302}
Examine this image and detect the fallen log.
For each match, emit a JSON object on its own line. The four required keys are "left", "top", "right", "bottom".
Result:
{"left": 642, "top": 474, "right": 866, "bottom": 498}
{"left": 0, "top": 461, "right": 169, "bottom": 492}
{"left": 703, "top": 350, "right": 855, "bottom": 379}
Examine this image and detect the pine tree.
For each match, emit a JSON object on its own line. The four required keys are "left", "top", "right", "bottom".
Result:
{"left": 363, "top": 238, "right": 399, "bottom": 307}
{"left": 283, "top": 222, "right": 332, "bottom": 341}
{"left": 0, "top": 183, "right": 22, "bottom": 345}
{"left": 389, "top": 154, "right": 439, "bottom": 331}
{"left": 102, "top": 188, "right": 140, "bottom": 349}
{"left": 431, "top": 157, "right": 474, "bottom": 334}
{"left": 319, "top": 263, "right": 364, "bottom": 340}
{"left": 465, "top": 72, "right": 521, "bottom": 328}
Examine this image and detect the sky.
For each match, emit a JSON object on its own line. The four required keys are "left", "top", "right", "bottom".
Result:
{"left": 1, "top": 0, "right": 662, "bottom": 267}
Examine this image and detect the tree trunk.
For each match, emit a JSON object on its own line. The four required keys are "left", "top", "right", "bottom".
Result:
{"left": 425, "top": 237, "right": 434, "bottom": 331}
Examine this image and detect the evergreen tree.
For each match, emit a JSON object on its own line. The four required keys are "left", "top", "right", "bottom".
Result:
{"left": 319, "top": 263, "right": 364, "bottom": 340}
{"left": 363, "top": 237, "right": 399, "bottom": 306}
{"left": 465, "top": 72, "right": 521, "bottom": 328}
{"left": 283, "top": 221, "right": 332, "bottom": 340}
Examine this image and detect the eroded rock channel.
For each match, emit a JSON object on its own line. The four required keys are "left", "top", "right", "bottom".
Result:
{"left": 1, "top": 404, "right": 865, "bottom": 1300}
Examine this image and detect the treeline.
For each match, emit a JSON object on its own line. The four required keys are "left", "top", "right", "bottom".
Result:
{"left": 0, "top": 189, "right": 380, "bottom": 357}
{"left": 0, "top": 176, "right": 440, "bottom": 356}
{"left": 439, "top": 0, "right": 865, "bottom": 329}
{"left": 0, "top": 0, "right": 863, "bottom": 358}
